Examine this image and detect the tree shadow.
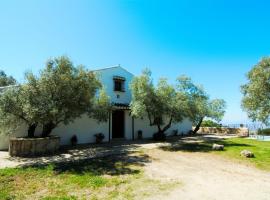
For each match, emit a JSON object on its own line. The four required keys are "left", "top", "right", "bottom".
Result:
{"left": 159, "top": 136, "right": 254, "bottom": 153}
{"left": 12, "top": 142, "right": 151, "bottom": 176}
{"left": 52, "top": 153, "right": 151, "bottom": 176}
{"left": 160, "top": 141, "right": 213, "bottom": 152}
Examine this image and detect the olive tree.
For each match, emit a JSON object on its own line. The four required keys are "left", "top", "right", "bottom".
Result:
{"left": 241, "top": 57, "right": 270, "bottom": 125}
{"left": 130, "top": 69, "right": 190, "bottom": 139}
{"left": 0, "top": 70, "right": 16, "bottom": 86}
{"left": 0, "top": 85, "right": 39, "bottom": 137}
{"left": 0, "top": 56, "right": 110, "bottom": 137}
{"left": 177, "top": 76, "right": 226, "bottom": 134}
{"left": 34, "top": 56, "right": 110, "bottom": 137}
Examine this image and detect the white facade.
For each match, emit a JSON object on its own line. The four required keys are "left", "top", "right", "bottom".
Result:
{"left": 0, "top": 66, "right": 192, "bottom": 150}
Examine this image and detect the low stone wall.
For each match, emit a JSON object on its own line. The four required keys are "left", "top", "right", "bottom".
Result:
{"left": 9, "top": 136, "right": 60, "bottom": 157}
{"left": 196, "top": 127, "right": 249, "bottom": 137}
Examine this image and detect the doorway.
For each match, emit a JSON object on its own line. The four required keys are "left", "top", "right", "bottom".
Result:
{"left": 112, "top": 110, "right": 125, "bottom": 138}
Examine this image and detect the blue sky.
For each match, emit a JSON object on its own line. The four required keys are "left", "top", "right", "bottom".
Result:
{"left": 1, "top": 0, "right": 270, "bottom": 124}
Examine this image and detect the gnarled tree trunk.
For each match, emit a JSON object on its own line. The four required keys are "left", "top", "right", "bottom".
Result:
{"left": 193, "top": 117, "right": 204, "bottom": 134}
{"left": 41, "top": 121, "right": 56, "bottom": 137}
{"left": 154, "top": 117, "right": 173, "bottom": 140}
{"left": 27, "top": 123, "right": 38, "bottom": 138}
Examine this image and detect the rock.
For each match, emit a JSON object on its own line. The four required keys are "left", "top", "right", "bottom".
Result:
{"left": 240, "top": 150, "right": 254, "bottom": 158}
{"left": 212, "top": 143, "right": 224, "bottom": 150}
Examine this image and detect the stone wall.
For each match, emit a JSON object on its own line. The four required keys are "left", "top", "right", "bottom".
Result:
{"left": 9, "top": 136, "right": 60, "bottom": 157}
{"left": 196, "top": 127, "right": 249, "bottom": 137}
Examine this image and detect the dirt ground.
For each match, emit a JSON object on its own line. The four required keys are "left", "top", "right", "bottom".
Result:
{"left": 144, "top": 148, "right": 270, "bottom": 200}
{"left": 1, "top": 136, "right": 270, "bottom": 200}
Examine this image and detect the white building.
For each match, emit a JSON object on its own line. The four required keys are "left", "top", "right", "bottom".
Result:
{"left": 0, "top": 66, "right": 192, "bottom": 150}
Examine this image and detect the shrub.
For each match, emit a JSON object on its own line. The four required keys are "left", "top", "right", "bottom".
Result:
{"left": 257, "top": 128, "right": 270, "bottom": 136}
{"left": 70, "top": 135, "right": 78, "bottom": 146}
{"left": 94, "top": 133, "right": 105, "bottom": 144}
{"left": 201, "top": 119, "right": 222, "bottom": 127}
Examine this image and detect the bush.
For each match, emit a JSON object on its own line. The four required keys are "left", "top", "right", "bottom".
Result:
{"left": 201, "top": 120, "right": 221, "bottom": 127}
{"left": 70, "top": 135, "right": 78, "bottom": 146}
{"left": 153, "top": 132, "right": 166, "bottom": 141}
{"left": 257, "top": 128, "right": 270, "bottom": 135}
{"left": 94, "top": 133, "right": 105, "bottom": 144}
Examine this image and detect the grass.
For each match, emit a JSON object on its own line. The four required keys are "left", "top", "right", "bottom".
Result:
{"left": 162, "top": 136, "right": 270, "bottom": 171}
{"left": 213, "top": 138, "right": 270, "bottom": 171}
{"left": 0, "top": 151, "right": 179, "bottom": 200}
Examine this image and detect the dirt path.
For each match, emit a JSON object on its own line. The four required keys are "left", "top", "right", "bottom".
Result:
{"left": 144, "top": 149, "right": 270, "bottom": 200}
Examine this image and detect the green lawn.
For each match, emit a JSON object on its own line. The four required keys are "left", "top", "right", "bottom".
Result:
{"left": 0, "top": 152, "right": 179, "bottom": 200}
{"left": 213, "top": 138, "right": 270, "bottom": 171}
{"left": 162, "top": 136, "right": 270, "bottom": 171}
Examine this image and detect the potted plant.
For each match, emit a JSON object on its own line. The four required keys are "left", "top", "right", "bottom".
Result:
{"left": 70, "top": 135, "right": 78, "bottom": 146}
{"left": 137, "top": 130, "right": 143, "bottom": 139}
{"left": 94, "top": 133, "right": 105, "bottom": 144}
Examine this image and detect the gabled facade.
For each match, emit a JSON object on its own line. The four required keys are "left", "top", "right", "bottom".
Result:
{"left": 0, "top": 66, "right": 192, "bottom": 150}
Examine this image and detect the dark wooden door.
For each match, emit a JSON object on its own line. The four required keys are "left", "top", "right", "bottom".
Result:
{"left": 112, "top": 110, "right": 125, "bottom": 138}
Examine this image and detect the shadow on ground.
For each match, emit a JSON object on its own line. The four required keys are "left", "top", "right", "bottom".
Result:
{"left": 3, "top": 135, "right": 253, "bottom": 170}
{"left": 22, "top": 152, "right": 151, "bottom": 176}
{"left": 5, "top": 141, "right": 152, "bottom": 176}
{"left": 159, "top": 135, "right": 253, "bottom": 153}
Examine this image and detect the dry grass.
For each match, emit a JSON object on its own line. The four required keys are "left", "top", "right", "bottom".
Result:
{"left": 0, "top": 151, "right": 179, "bottom": 200}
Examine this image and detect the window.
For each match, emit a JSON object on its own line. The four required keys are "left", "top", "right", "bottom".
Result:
{"left": 113, "top": 76, "right": 125, "bottom": 92}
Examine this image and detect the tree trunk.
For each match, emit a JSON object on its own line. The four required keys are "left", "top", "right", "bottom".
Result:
{"left": 157, "top": 125, "right": 162, "bottom": 133}
{"left": 193, "top": 117, "right": 204, "bottom": 134}
{"left": 154, "top": 118, "right": 173, "bottom": 141}
{"left": 41, "top": 121, "right": 56, "bottom": 137}
{"left": 27, "top": 123, "right": 37, "bottom": 138}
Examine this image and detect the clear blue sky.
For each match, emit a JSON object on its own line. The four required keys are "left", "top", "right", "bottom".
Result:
{"left": 1, "top": 0, "right": 270, "bottom": 124}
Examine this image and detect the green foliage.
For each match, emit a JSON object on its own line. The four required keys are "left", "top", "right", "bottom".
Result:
{"left": 257, "top": 128, "right": 270, "bottom": 136}
{"left": 91, "top": 88, "right": 111, "bottom": 122}
{"left": 0, "top": 70, "right": 16, "bottom": 87}
{"left": 177, "top": 76, "right": 226, "bottom": 125}
{"left": 130, "top": 69, "right": 189, "bottom": 135}
{"left": 241, "top": 57, "right": 270, "bottom": 125}
{"left": 31, "top": 56, "right": 107, "bottom": 136}
{"left": 201, "top": 119, "right": 221, "bottom": 127}
{"left": 130, "top": 69, "right": 226, "bottom": 136}
{"left": 0, "top": 85, "right": 39, "bottom": 136}
{"left": 0, "top": 56, "right": 110, "bottom": 137}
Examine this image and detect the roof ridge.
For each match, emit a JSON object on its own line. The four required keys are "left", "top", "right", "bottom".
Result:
{"left": 92, "top": 65, "right": 134, "bottom": 76}
{"left": 91, "top": 65, "right": 120, "bottom": 71}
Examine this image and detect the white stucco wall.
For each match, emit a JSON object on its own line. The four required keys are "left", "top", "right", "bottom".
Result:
{"left": 94, "top": 66, "right": 134, "bottom": 104}
{"left": 133, "top": 117, "right": 192, "bottom": 139}
{"left": 52, "top": 115, "right": 109, "bottom": 145}
{"left": 124, "top": 110, "right": 133, "bottom": 140}
{"left": 0, "top": 115, "right": 192, "bottom": 150}
{"left": 0, "top": 115, "right": 110, "bottom": 150}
